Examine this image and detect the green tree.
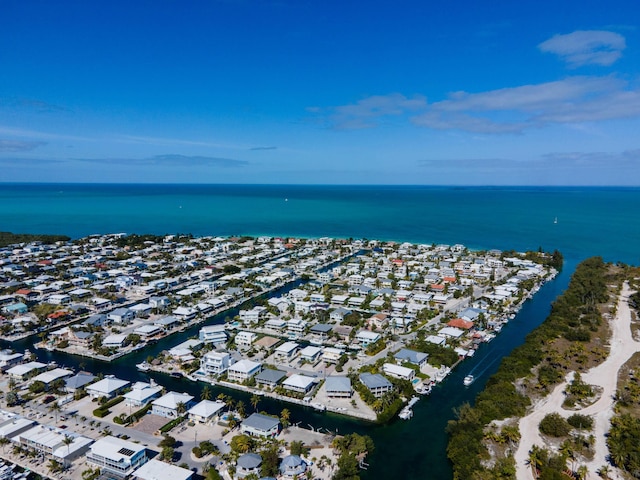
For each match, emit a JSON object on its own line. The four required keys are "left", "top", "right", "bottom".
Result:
{"left": 201, "top": 385, "right": 212, "bottom": 401}
{"left": 280, "top": 408, "right": 291, "bottom": 428}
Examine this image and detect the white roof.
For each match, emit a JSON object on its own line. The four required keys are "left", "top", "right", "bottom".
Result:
{"left": 356, "top": 330, "right": 381, "bottom": 340}
{"left": 90, "top": 435, "right": 145, "bottom": 462}
{"left": 7, "top": 361, "right": 46, "bottom": 376}
{"left": 300, "top": 346, "right": 322, "bottom": 357}
{"left": 88, "top": 377, "right": 130, "bottom": 394}
{"left": 275, "top": 341, "right": 299, "bottom": 354}
{"left": 187, "top": 400, "right": 225, "bottom": 418}
{"left": 283, "top": 374, "right": 315, "bottom": 389}
{"left": 124, "top": 383, "right": 162, "bottom": 402}
{"left": 438, "top": 326, "right": 465, "bottom": 338}
{"left": 153, "top": 391, "right": 194, "bottom": 409}
{"left": 426, "top": 335, "right": 446, "bottom": 345}
{"left": 134, "top": 459, "right": 193, "bottom": 480}
{"left": 134, "top": 324, "right": 162, "bottom": 334}
{"left": 383, "top": 363, "right": 414, "bottom": 377}
{"left": 229, "top": 359, "right": 261, "bottom": 373}
{"left": 31, "top": 368, "right": 73, "bottom": 384}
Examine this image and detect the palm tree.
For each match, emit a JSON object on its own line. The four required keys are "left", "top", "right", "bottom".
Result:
{"left": 280, "top": 408, "right": 291, "bottom": 428}
{"left": 597, "top": 464, "right": 611, "bottom": 479}
{"left": 62, "top": 435, "right": 74, "bottom": 468}
{"left": 236, "top": 400, "right": 246, "bottom": 417}
{"left": 576, "top": 465, "right": 588, "bottom": 480}
{"left": 49, "top": 402, "right": 62, "bottom": 424}
{"left": 250, "top": 394, "right": 260, "bottom": 412}
{"left": 176, "top": 402, "right": 187, "bottom": 417}
{"left": 201, "top": 385, "right": 212, "bottom": 401}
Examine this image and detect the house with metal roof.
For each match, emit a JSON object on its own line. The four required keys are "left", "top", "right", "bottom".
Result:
{"left": 255, "top": 368, "right": 287, "bottom": 389}
{"left": 18, "top": 424, "right": 93, "bottom": 464}
{"left": 152, "top": 391, "right": 195, "bottom": 418}
{"left": 394, "top": 348, "right": 429, "bottom": 368}
{"left": 359, "top": 373, "right": 393, "bottom": 398}
{"left": 325, "top": 376, "right": 352, "bottom": 398}
{"left": 282, "top": 374, "right": 316, "bottom": 394}
{"left": 280, "top": 455, "right": 307, "bottom": 478}
{"left": 123, "top": 382, "right": 163, "bottom": 407}
{"left": 64, "top": 372, "right": 97, "bottom": 392}
{"left": 187, "top": 400, "right": 225, "bottom": 424}
{"left": 227, "top": 359, "right": 261, "bottom": 383}
{"left": 86, "top": 376, "right": 130, "bottom": 399}
{"left": 240, "top": 413, "right": 280, "bottom": 438}
{"left": 236, "top": 453, "right": 262, "bottom": 478}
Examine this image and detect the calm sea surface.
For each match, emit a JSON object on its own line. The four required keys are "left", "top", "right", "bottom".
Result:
{"left": 1, "top": 183, "right": 639, "bottom": 479}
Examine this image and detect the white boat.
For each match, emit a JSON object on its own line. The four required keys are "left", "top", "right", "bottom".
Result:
{"left": 463, "top": 375, "right": 475, "bottom": 386}
{"left": 311, "top": 402, "right": 326, "bottom": 411}
{"left": 136, "top": 362, "right": 151, "bottom": 371}
{"left": 398, "top": 407, "right": 413, "bottom": 420}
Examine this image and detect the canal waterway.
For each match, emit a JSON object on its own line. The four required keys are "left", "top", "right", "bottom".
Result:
{"left": 0, "top": 258, "right": 575, "bottom": 480}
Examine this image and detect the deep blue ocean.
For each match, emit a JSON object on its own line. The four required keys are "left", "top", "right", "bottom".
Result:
{"left": 1, "top": 183, "right": 639, "bottom": 479}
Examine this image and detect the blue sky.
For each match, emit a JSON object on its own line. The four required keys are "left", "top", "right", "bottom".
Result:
{"left": 1, "top": 0, "right": 639, "bottom": 185}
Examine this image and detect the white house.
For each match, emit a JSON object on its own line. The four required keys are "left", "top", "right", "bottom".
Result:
{"left": 87, "top": 436, "right": 148, "bottom": 477}
{"left": 123, "top": 382, "right": 163, "bottom": 407}
{"left": 355, "top": 330, "right": 381, "bottom": 347}
{"left": 227, "top": 359, "right": 261, "bottom": 383}
{"left": 199, "top": 324, "right": 227, "bottom": 344}
{"left": 235, "top": 331, "right": 257, "bottom": 349}
{"left": 151, "top": 392, "right": 195, "bottom": 418}
{"left": 282, "top": 374, "right": 316, "bottom": 394}
{"left": 382, "top": 363, "right": 415, "bottom": 381}
{"left": 274, "top": 341, "right": 299, "bottom": 362}
{"left": 200, "top": 351, "right": 233, "bottom": 377}
{"left": 86, "top": 376, "right": 131, "bottom": 399}
{"left": 187, "top": 400, "right": 225, "bottom": 424}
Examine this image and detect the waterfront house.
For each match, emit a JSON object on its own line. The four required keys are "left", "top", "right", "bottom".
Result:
{"left": 154, "top": 315, "right": 180, "bottom": 330}
{"left": 0, "top": 349, "right": 24, "bottom": 372}
{"left": 30, "top": 368, "right": 74, "bottom": 389}
{"left": 255, "top": 368, "right": 287, "bottom": 389}
{"left": 123, "top": 381, "right": 163, "bottom": 407}
{"left": 382, "top": 363, "right": 415, "bottom": 381}
{"left": 7, "top": 361, "right": 47, "bottom": 381}
{"left": 151, "top": 391, "right": 195, "bottom": 418}
{"left": 102, "top": 334, "right": 127, "bottom": 348}
{"left": 325, "top": 376, "right": 352, "bottom": 398}
{"left": 87, "top": 376, "right": 130, "bottom": 399}
{"left": 199, "top": 324, "right": 227, "bottom": 344}
{"left": 200, "top": 351, "right": 233, "bottom": 377}
{"left": 227, "top": 359, "right": 262, "bottom": 383}
{"left": 282, "top": 374, "right": 316, "bottom": 394}
{"left": 359, "top": 373, "right": 393, "bottom": 398}
{"left": 87, "top": 436, "right": 148, "bottom": 477}
{"left": 394, "top": 349, "right": 429, "bottom": 369}
{"left": 240, "top": 413, "right": 280, "bottom": 438}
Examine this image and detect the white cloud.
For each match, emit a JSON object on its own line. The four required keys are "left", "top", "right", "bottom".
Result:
{"left": 317, "top": 93, "right": 427, "bottom": 129}
{"left": 0, "top": 139, "right": 46, "bottom": 152}
{"left": 538, "top": 30, "right": 626, "bottom": 67}
{"left": 411, "top": 76, "right": 640, "bottom": 133}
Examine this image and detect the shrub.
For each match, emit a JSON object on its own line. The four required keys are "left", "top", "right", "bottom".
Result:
{"left": 539, "top": 413, "right": 571, "bottom": 437}
{"left": 567, "top": 414, "right": 593, "bottom": 430}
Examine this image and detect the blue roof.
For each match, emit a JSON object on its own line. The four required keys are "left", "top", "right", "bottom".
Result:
{"left": 359, "top": 372, "right": 392, "bottom": 390}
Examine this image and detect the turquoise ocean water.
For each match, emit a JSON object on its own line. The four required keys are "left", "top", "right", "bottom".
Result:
{"left": 1, "top": 184, "right": 639, "bottom": 264}
{"left": 1, "top": 183, "right": 639, "bottom": 479}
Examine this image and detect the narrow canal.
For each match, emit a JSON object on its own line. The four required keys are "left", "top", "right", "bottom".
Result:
{"left": 1, "top": 261, "right": 575, "bottom": 480}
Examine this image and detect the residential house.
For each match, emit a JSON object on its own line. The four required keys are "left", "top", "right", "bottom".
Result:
{"left": 255, "top": 369, "right": 287, "bottom": 390}
{"left": 382, "top": 363, "right": 415, "bottom": 381}
{"left": 200, "top": 351, "right": 233, "bottom": 377}
{"left": 359, "top": 373, "right": 393, "bottom": 398}
{"left": 324, "top": 376, "right": 352, "bottom": 398}
{"left": 187, "top": 400, "right": 225, "bottom": 424}
{"left": 123, "top": 382, "right": 163, "bottom": 407}
{"left": 227, "top": 359, "right": 261, "bottom": 383}
{"left": 240, "top": 413, "right": 280, "bottom": 438}
{"left": 151, "top": 391, "right": 195, "bottom": 418}
{"left": 87, "top": 436, "right": 148, "bottom": 477}
{"left": 282, "top": 374, "right": 316, "bottom": 395}
{"left": 133, "top": 459, "right": 193, "bottom": 480}
{"left": 86, "top": 376, "right": 131, "bottom": 399}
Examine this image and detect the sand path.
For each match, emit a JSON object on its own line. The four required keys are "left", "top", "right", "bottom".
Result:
{"left": 514, "top": 282, "right": 638, "bottom": 480}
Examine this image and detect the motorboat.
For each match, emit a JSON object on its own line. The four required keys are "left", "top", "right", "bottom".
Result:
{"left": 463, "top": 375, "right": 475, "bottom": 386}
